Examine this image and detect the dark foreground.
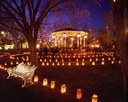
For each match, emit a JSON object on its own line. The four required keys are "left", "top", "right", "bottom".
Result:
{"left": 0, "top": 64, "right": 126, "bottom": 102}
{"left": 0, "top": 70, "right": 86, "bottom": 102}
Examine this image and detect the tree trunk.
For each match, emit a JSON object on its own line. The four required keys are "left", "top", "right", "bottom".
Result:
{"left": 113, "top": 7, "right": 128, "bottom": 102}
{"left": 28, "top": 41, "right": 38, "bottom": 66}
{"left": 117, "top": 30, "right": 128, "bottom": 102}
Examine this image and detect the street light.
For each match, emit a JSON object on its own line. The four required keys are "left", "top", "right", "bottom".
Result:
{"left": 1, "top": 31, "right": 6, "bottom": 38}
{"left": 1, "top": 31, "right": 5, "bottom": 35}
{"left": 113, "top": 0, "right": 116, "bottom": 2}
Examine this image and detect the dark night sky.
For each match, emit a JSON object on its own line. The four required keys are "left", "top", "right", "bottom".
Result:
{"left": 50, "top": 0, "right": 111, "bottom": 29}
{"left": 87, "top": 0, "right": 111, "bottom": 29}
{"left": 41, "top": 0, "right": 112, "bottom": 36}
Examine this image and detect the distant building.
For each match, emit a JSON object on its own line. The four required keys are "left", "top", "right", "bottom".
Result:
{"left": 52, "top": 28, "right": 88, "bottom": 48}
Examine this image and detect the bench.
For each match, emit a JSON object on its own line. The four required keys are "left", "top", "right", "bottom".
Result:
{"left": 7, "top": 63, "right": 37, "bottom": 88}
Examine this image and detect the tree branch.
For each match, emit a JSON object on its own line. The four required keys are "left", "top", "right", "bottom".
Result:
{"left": 2, "top": 0, "right": 20, "bottom": 15}
{"left": 1, "top": 1, "right": 24, "bottom": 30}
{"left": 12, "top": 0, "right": 22, "bottom": 13}
{"left": 0, "top": 23, "right": 22, "bottom": 32}
{"left": 34, "top": 0, "right": 41, "bottom": 17}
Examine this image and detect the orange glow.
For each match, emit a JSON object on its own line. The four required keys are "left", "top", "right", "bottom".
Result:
{"left": 92, "top": 94, "right": 98, "bottom": 102}
{"left": 34, "top": 75, "right": 38, "bottom": 83}
{"left": 76, "top": 59, "right": 78, "bottom": 61}
{"left": 92, "top": 62, "right": 95, "bottom": 66}
{"left": 4, "top": 62, "right": 7, "bottom": 66}
{"left": 46, "top": 62, "right": 49, "bottom": 66}
{"left": 57, "top": 62, "right": 60, "bottom": 66}
{"left": 82, "top": 62, "right": 85, "bottom": 66}
{"left": 42, "top": 62, "right": 45, "bottom": 66}
{"left": 76, "top": 62, "right": 79, "bottom": 66}
{"left": 102, "top": 58, "right": 104, "bottom": 61}
{"left": 62, "top": 59, "right": 64, "bottom": 62}
{"left": 111, "top": 61, "right": 114, "bottom": 64}
{"left": 27, "top": 62, "right": 29, "bottom": 65}
{"left": 61, "top": 84, "right": 66, "bottom": 94}
{"left": 43, "top": 78, "right": 48, "bottom": 86}
{"left": 68, "top": 62, "right": 71, "bottom": 66}
{"left": 55, "top": 59, "right": 58, "bottom": 62}
{"left": 10, "top": 62, "right": 13, "bottom": 65}
{"left": 51, "top": 81, "right": 55, "bottom": 89}
{"left": 16, "top": 61, "right": 19, "bottom": 65}
{"left": 40, "top": 59, "right": 42, "bottom": 62}
{"left": 76, "top": 89, "right": 82, "bottom": 100}
{"left": 44, "top": 59, "right": 47, "bottom": 62}
{"left": 62, "top": 62, "right": 64, "bottom": 66}
{"left": 96, "top": 58, "right": 98, "bottom": 61}
{"left": 4, "top": 68, "right": 7, "bottom": 71}
{"left": 108, "top": 57, "right": 111, "bottom": 60}
{"left": 101, "top": 61, "right": 104, "bottom": 65}
{"left": 52, "top": 62, "right": 55, "bottom": 66}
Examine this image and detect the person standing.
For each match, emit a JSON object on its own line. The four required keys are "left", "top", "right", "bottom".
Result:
{"left": 43, "top": 46, "right": 48, "bottom": 58}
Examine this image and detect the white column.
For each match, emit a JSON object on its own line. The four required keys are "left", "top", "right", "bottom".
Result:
{"left": 71, "top": 38, "right": 74, "bottom": 47}
{"left": 54, "top": 37, "right": 56, "bottom": 46}
{"left": 64, "top": 37, "right": 66, "bottom": 47}
{"left": 83, "top": 37, "right": 85, "bottom": 47}
{"left": 84, "top": 36, "right": 87, "bottom": 47}
{"left": 61, "top": 38, "right": 63, "bottom": 46}
{"left": 63, "top": 34, "right": 66, "bottom": 47}
{"left": 80, "top": 37, "right": 82, "bottom": 46}
{"left": 77, "top": 34, "right": 80, "bottom": 48}
{"left": 63, "top": 37, "right": 64, "bottom": 47}
{"left": 77, "top": 37, "right": 79, "bottom": 48}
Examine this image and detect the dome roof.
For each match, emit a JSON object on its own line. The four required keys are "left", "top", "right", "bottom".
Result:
{"left": 54, "top": 28, "right": 80, "bottom": 32}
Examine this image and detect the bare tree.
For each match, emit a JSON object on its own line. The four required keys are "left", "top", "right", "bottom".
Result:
{"left": 96, "top": 27, "right": 113, "bottom": 48}
{"left": 0, "top": 0, "right": 69, "bottom": 65}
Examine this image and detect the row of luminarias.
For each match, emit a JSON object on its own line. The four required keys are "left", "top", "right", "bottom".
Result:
{"left": 4, "top": 55, "right": 121, "bottom": 66}
{"left": 0, "top": 65, "right": 98, "bottom": 102}
{"left": 34, "top": 76, "right": 98, "bottom": 102}
{"left": 9, "top": 51, "right": 115, "bottom": 59}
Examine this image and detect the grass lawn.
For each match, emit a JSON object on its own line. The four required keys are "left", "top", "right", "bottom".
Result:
{"left": 0, "top": 53, "right": 126, "bottom": 102}
{"left": 37, "top": 64, "right": 125, "bottom": 102}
